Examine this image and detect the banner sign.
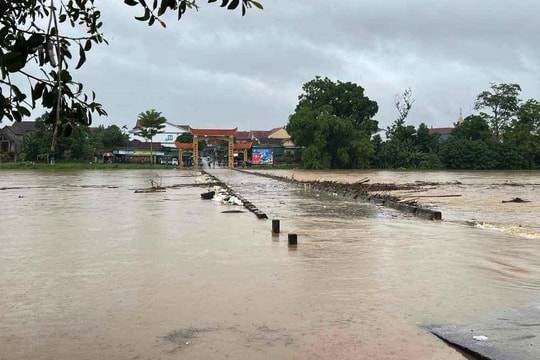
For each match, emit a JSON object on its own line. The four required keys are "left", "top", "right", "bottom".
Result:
{"left": 252, "top": 148, "right": 273, "bottom": 165}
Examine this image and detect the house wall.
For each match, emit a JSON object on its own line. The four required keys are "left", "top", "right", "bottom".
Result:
{"left": 0, "top": 135, "right": 11, "bottom": 153}
{"left": 130, "top": 122, "right": 189, "bottom": 148}
{"left": 0, "top": 127, "right": 24, "bottom": 157}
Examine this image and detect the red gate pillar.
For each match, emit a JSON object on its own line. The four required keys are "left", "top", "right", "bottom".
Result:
{"left": 228, "top": 135, "right": 234, "bottom": 168}
{"left": 193, "top": 135, "right": 199, "bottom": 169}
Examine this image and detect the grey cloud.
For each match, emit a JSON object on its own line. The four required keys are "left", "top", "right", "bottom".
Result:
{"left": 73, "top": 0, "right": 540, "bottom": 132}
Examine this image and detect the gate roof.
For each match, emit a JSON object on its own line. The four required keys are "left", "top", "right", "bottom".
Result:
{"left": 189, "top": 126, "right": 237, "bottom": 136}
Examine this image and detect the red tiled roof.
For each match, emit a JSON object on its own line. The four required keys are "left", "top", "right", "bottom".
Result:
{"left": 234, "top": 142, "right": 253, "bottom": 150}
{"left": 236, "top": 131, "right": 251, "bottom": 140}
{"left": 128, "top": 139, "right": 162, "bottom": 149}
{"left": 175, "top": 142, "right": 193, "bottom": 149}
{"left": 429, "top": 127, "right": 453, "bottom": 135}
{"left": 250, "top": 130, "right": 272, "bottom": 139}
{"left": 189, "top": 126, "right": 237, "bottom": 136}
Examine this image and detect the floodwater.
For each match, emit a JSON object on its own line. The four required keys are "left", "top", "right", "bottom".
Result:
{"left": 0, "top": 169, "right": 539, "bottom": 360}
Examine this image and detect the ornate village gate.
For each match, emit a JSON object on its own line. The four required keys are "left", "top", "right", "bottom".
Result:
{"left": 175, "top": 127, "right": 251, "bottom": 169}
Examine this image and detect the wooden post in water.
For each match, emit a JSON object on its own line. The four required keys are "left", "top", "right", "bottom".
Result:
{"left": 288, "top": 233, "right": 297, "bottom": 246}
{"left": 272, "top": 219, "right": 280, "bottom": 234}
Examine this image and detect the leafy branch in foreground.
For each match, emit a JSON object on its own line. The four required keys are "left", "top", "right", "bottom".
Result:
{"left": 123, "top": 0, "right": 263, "bottom": 27}
{"left": 1, "top": 0, "right": 108, "bottom": 151}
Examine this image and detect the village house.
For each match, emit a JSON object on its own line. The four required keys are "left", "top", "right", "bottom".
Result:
{"left": 0, "top": 121, "right": 36, "bottom": 162}
{"left": 428, "top": 111, "right": 464, "bottom": 141}
{"left": 129, "top": 121, "right": 189, "bottom": 148}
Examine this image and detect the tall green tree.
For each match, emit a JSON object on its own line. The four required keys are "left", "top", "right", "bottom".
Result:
{"left": 23, "top": 115, "right": 54, "bottom": 161}
{"left": 136, "top": 109, "right": 166, "bottom": 164}
{"left": 286, "top": 77, "right": 378, "bottom": 169}
{"left": 505, "top": 98, "right": 540, "bottom": 168}
{"left": 21, "top": 113, "right": 93, "bottom": 161}
{"left": 414, "top": 123, "right": 442, "bottom": 168}
{"left": 379, "top": 124, "right": 417, "bottom": 168}
{"left": 377, "top": 88, "right": 418, "bottom": 168}
{"left": 474, "top": 83, "right": 521, "bottom": 139}
{"left": 91, "top": 125, "right": 129, "bottom": 150}
{"left": 415, "top": 123, "right": 439, "bottom": 153}
{"left": 439, "top": 136, "right": 497, "bottom": 169}
{"left": 452, "top": 115, "right": 492, "bottom": 142}
{"left": 176, "top": 132, "right": 193, "bottom": 143}
{"left": 0, "top": 0, "right": 262, "bottom": 151}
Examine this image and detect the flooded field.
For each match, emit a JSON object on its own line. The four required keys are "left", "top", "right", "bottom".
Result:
{"left": 1, "top": 169, "right": 539, "bottom": 359}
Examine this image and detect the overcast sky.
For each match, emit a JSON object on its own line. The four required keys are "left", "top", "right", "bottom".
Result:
{"left": 67, "top": 0, "right": 540, "bottom": 132}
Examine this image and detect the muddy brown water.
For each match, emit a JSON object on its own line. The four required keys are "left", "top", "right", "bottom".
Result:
{"left": 1, "top": 169, "right": 539, "bottom": 360}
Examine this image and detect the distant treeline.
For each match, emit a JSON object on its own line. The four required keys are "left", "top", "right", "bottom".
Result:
{"left": 4, "top": 80, "right": 538, "bottom": 170}
{"left": 286, "top": 78, "right": 539, "bottom": 170}
{"left": 8, "top": 116, "right": 130, "bottom": 163}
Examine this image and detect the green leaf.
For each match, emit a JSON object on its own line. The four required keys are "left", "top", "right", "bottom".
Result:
{"left": 42, "top": 88, "right": 54, "bottom": 107}
{"left": 135, "top": 8, "right": 151, "bottom": 21}
{"left": 124, "top": 0, "right": 138, "bottom": 5}
{"left": 0, "top": 26, "right": 8, "bottom": 41}
{"left": 2, "top": 51, "right": 26, "bottom": 73}
{"left": 26, "top": 34, "right": 45, "bottom": 50}
{"left": 158, "top": 0, "right": 174, "bottom": 16}
{"left": 251, "top": 0, "right": 263, "bottom": 9}
{"left": 12, "top": 110, "right": 22, "bottom": 122}
{"left": 11, "top": 85, "right": 27, "bottom": 102}
{"left": 32, "top": 82, "right": 46, "bottom": 103}
{"left": 60, "top": 70, "right": 72, "bottom": 82}
{"left": 63, "top": 123, "right": 73, "bottom": 137}
{"left": 76, "top": 44, "right": 86, "bottom": 69}
{"left": 63, "top": 48, "right": 72, "bottom": 60}
{"left": 17, "top": 106, "right": 31, "bottom": 117}
{"left": 84, "top": 39, "right": 92, "bottom": 51}
{"left": 228, "top": 0, "right": 239, "bottom": 10}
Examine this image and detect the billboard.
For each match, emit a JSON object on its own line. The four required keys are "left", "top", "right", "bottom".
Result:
{"left": 252, "top": 148, "right": 273, "bottom": 165}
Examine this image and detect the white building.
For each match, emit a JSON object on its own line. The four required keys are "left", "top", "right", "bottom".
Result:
{"left": 129, "top": 121, "right": 189, "bottom": 148}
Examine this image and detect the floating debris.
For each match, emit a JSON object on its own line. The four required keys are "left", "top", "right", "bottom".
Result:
{"left": 135, "top": 175, "right": 166, "bottom": 193}
{"left": 234, "top": 169, "right": 443, "bottom": 220}
{"left": 134, "top": 188, "right": 165, "bottom": 193}
{"left": 502, "top": 197, "right": 531, "bottom": 203}
{"left": 200, "top": 190, "right": 215, "bottom": 200}
{"left": 201, "top": 170, "right": 269, "bottom": 219}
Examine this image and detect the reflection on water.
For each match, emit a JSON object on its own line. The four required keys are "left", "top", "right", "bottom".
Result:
{"left": 1, "top": 169, "right": 539, "bottom": 360}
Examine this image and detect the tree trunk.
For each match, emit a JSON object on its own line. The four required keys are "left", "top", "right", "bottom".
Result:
{"left": 150, "top": 136, "right": 153, "bottom": 164}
